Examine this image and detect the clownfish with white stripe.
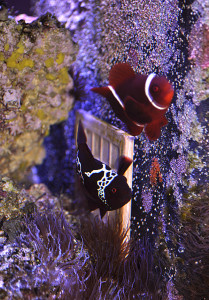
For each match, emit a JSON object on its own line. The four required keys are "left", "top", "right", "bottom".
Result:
{"left": 76, "top": 120, "right": 132, "bottom": 218}
{"left": 91, "top": 63, "right": 174, "bottom": 140}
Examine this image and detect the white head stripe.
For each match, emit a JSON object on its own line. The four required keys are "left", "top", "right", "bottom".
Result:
{"left": 145, "top": 73, "right": 167, "bottom": 110}
{"left": 108, "top": 85, "right": 124, "bottom": 108}
{"left": 85, "top": 164, "right": 117, "bottom": 207}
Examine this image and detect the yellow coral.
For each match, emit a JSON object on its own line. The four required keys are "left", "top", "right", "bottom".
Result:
{"left": 36, "top": 109, "right": 46, "bottom": 120}
{"left": 4, "top": 43, "right": 9, "bottom": 51}
{"left": 35, "top": 48, "right": 45, "bottom": 55}
{"left": 58, "top": 67, "right": 69, "bottom": 84}
{"left": 7, "top": 52, "right": 21, "bottom": 68}
{"left": 18, "top": 59, "right": 34, "bottom": 70}
{"left": 16, "top": 43, "right": 25, "bottom": 54}
{"left": 0, "top": 52, "right": 5, "bottom": 61}
{"left": 44, "top": 57, "right": 54, "bottom": 68}
{"left": 46, "top": 73, "right": 56, "bottom": 81}
{"left": 56, "top": 53, "right": 65, "bottom": 65}
{"left": 6, "top": 50, "right": 34, "bottom": 70}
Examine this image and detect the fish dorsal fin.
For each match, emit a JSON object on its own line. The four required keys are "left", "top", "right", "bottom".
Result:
{"left": 91, "top": 86, "right": 111, "bottom": 98}
{"left": 109, "top": 63, "right": 135, "bottom": 89}
{"left": 77, "top": 120, "right": 87, "bottom": 144}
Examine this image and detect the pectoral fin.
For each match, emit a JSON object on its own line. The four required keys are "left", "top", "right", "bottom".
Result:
{"left": 145, "top": 116, "right": 168, "bottom": 141}
{"left": 124, "top": 96, "right": 152, "bottom": 124}
{"left": 117, "top": 155, "right": 133, "bottom": 175}
{"left": 91, "top": 86, "right": 111, "bottom": 98}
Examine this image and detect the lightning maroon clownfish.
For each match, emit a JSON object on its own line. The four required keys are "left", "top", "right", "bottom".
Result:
{"left": 91, "top": 63, "right": 174, "bottom": 140}
{"left": 76, "top": 120, "right": 132, "bottom": 218}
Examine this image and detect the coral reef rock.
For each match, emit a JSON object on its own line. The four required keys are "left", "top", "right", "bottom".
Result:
{"left": 0, "top": 13, "right": 77, "bottom": 181}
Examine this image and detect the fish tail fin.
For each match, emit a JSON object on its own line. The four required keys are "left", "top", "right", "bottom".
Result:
{"left": 77, "top": 120, "right": 87, "bottom": 144}
{"left": 91, "top": 86, "right": 111, "bottom": 98}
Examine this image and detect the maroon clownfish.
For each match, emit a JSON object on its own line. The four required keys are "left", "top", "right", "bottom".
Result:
{"left": 91, "top": 63, "right": 174, "bottom": 140}
{"left": 76, "top": 120, "right": 132, "bottom": 218}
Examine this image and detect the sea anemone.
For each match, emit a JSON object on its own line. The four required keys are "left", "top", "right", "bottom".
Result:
{"left": 175, "top": 187, "right": 209, "bottom": 299}
{"left": 15, "top": 211, "right": 91, "bottom": 299}
{"left": 120, "top": 236, "right": 164, "bottom": 299}
{"left": 1, "top": 208, "right": 169, "bottom": 298}
{"left": 68, "top": 65, "right": 86, "bottom": 102}
{"left": 78, "top": 215, "right": 165, "bottom": 299}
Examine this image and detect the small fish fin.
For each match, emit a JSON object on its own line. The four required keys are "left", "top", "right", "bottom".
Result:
{"left": 75, "top": 175, "right": 96, "bottom": 214}
{"left": 144, "top": 116, "right": 168, "bottom": 141}
{"left": 117, "top": 155, "right": 133, "bottom": 175}
{"left": 91, "top": 86, "right": 111, "bottom": 98}
{"left": 159, "top": 115, "right": 168, "bottom": 127}
{"left": 109, "top": 63, "right": 135, "bottom": 89}
{"left": 124, "top": 96, "right": 152, "bottom": 124}
{"left": 77, "top": 120, "right": 87, "bottom": 144}
{"left": 100, "top": 208, "right": 107, "bottom": 219}
{"left": 144, "top": 123, "right": 161, "bottom": 141}
{"left": 78, "top": 179, "right": 100, "bottom": 211}
{"left": 126, "top": 123, "right": 144, "bottom": 136}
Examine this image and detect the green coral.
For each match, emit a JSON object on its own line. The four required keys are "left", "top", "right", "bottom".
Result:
{"left": 0, "top": 14, "right": 77, "bottom": 181}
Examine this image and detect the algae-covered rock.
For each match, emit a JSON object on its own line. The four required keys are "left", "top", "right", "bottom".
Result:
{"left": 0, "top": 13, "right": 77, "bottom": 181}
{"left": 0, "top": 175, "right": 67, "bottom": 243}
{"left": 0, "top": 177, "right": 60, "bottom": 228}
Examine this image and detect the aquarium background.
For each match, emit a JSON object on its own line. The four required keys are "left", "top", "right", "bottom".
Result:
{"left": 6, "top": 0, "right": 31, "bottom": 15}
{"left": 0, "top": 0, "right": 208, "bottom": 298}
{"left": 33, "top": 0, "right": 209, "bottom": 297}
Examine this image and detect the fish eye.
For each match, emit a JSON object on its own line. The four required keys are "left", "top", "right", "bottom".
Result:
{"left": 152, "top": 85, "right": 160, "bottom": 93}
{"left": 112, "top": 188, "right": 117, "bottom": 194}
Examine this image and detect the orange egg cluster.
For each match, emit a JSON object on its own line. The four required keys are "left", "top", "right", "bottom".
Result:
{"left": 150, "top": 157, "right": 163, "bottom": 186}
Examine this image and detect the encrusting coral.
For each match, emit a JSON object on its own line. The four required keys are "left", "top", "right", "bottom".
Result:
{"left": 0, "top": 13, "right": 77, "bottom": 181}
